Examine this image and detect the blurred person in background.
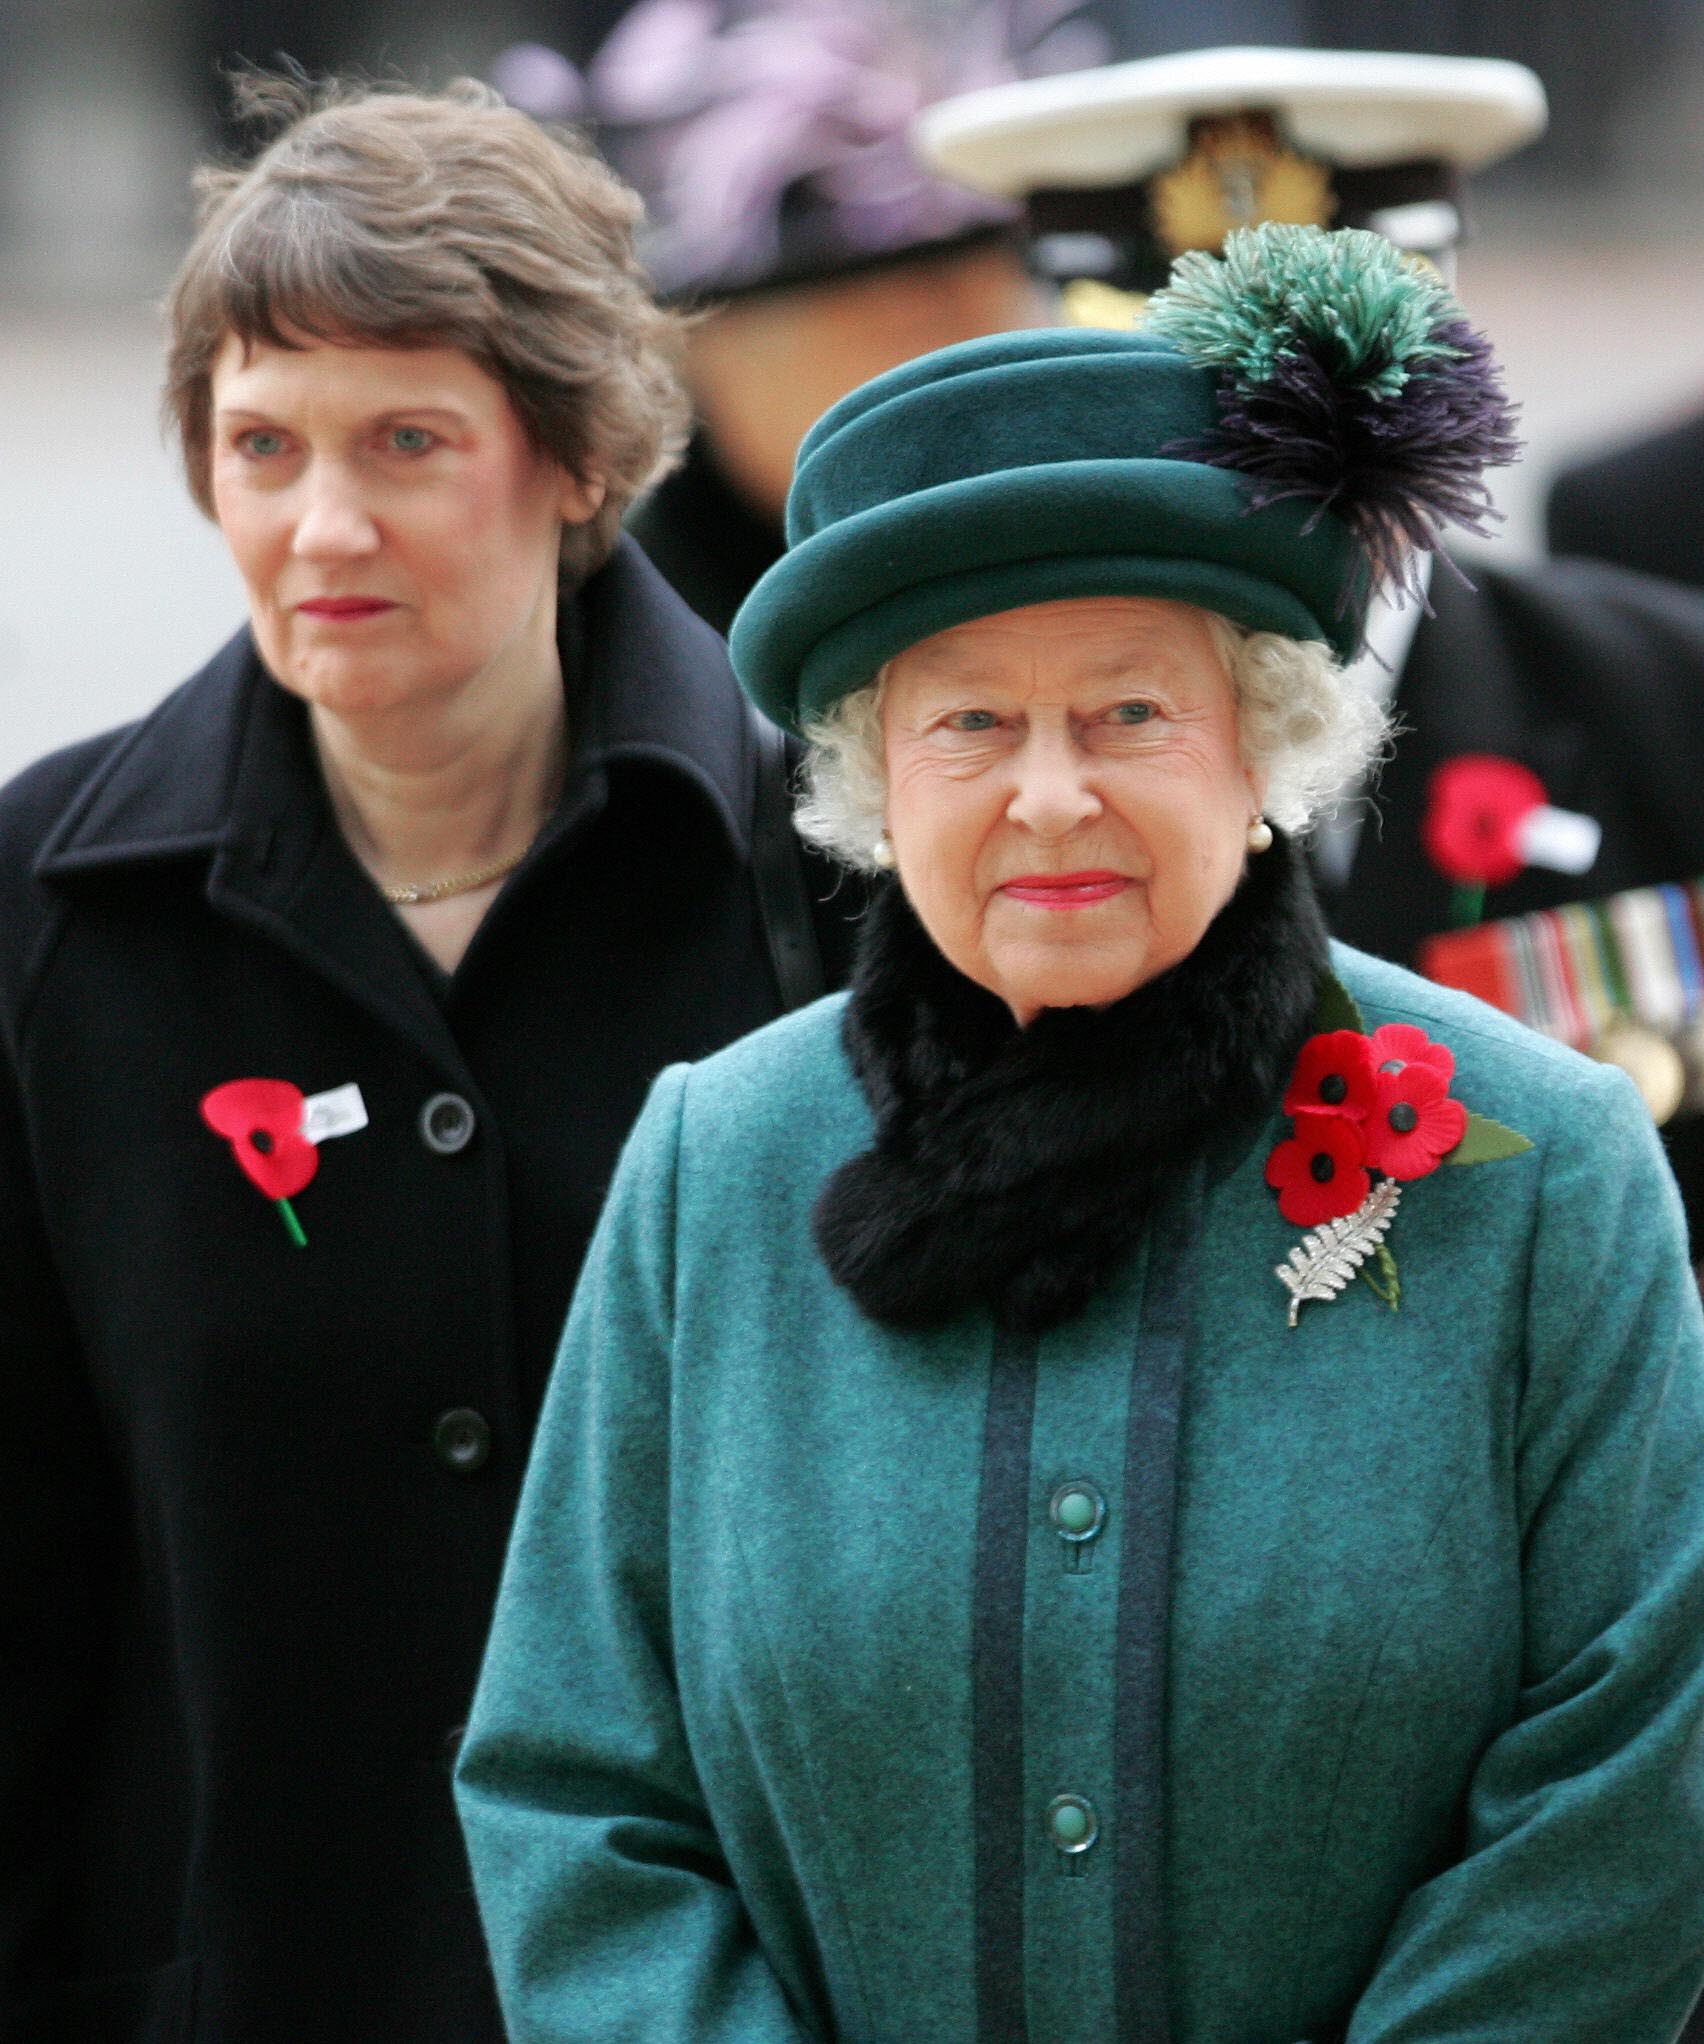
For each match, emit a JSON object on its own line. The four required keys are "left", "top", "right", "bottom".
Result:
{"left": 1547, "top": 407, "right": 1704, "bottom": 592}
{"left": 1539, "top": 0, "right": 1704, "bottom": 590}
{"left": 490, "top": 0, "right": 1112, "bottom": 637}
{"left": 0, "top": 73, "right": 850, "bottom": 2043}
{"left": 916, "top": 44, "right": 1704, "bottom": 1273}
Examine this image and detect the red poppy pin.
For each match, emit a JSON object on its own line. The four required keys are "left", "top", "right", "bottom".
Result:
{"left": 1266, "top": 980, "right": 1531, "bottom": 1326}
{"left": 201, "top": 1078, "right": 367, "bottom": 1246}
{"left": 1422, "top": 754, "right": 1602, "bottom": 929}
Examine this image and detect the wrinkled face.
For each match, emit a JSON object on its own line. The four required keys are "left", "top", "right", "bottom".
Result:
{"left": 208, "top": 335, "right": 603, "bottom": 720}
{"left": 881, "top": 597, "right": 1263, "bottom": 1025}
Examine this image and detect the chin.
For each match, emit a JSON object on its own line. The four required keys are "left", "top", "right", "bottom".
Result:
{"left": 1033, "top": 981, "right": 1146, "bottom": 1015}
{"left": 273, "top": 652, "right": 438, "bottom": 718}
{"left": 1001, "top": 955, "right": 1154, "bottom": 1018}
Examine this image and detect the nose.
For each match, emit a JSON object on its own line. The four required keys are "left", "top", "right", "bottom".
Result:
{"left": 290, "top": 461, "right": 381, "bottom": 563}
{"left": 1005, "top": 726, "right": 1102, "bottom": 839}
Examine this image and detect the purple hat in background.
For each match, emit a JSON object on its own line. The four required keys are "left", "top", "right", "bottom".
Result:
{"left": 491, "top": 0, "right": 1111, "bottom": 299}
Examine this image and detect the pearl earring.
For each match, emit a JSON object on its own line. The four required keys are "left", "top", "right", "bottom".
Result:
{"left": 871, "top": 834, "right": 896, "bottom": 869}
{"left": 1246, "top": 817, "right": 1274, "bottom": 853}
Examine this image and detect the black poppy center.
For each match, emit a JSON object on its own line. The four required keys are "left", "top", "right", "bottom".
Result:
{"left": 1318, "top": 1072, "right": 1348, "bottom": 1106}
{"left": 1309, "top": 1152, "right": 1336, "bottom": 1183}
{"left": 1388, "top": 1102, "right": 1419, "bottom": 1135}
{"left": 249, "top": 1128, "right": 274, "bottom": 1154}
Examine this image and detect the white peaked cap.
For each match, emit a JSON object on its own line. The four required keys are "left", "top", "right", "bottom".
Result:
{"left": 914, "top": 47, "right": 1548, "bottom": 195}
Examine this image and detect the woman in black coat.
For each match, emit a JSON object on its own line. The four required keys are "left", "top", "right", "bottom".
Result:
{"left": 0, "top": 76, "right": 845, "bottom": 2044}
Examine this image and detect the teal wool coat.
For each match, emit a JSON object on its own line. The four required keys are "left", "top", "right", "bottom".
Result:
{"left": 456, "top": 946, "right": 1704, "bottom": 2042}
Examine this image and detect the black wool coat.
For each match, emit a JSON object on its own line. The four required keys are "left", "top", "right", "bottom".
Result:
{"left": 0, "top": 538, "right": 855, "bottom": 2043}
{"left": 1323, "top": 554, "right": 1704, "bottom": 1248}
{"left": 1546, "top": 410, "right": 1704, "bottom": 593}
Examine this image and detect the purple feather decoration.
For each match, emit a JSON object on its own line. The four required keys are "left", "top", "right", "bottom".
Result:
{"left": 1195, "top": 316, "right": 1521, "bottom": 607}
{"left": 1145, "top": 227, "right": 1523, "bottom": 614}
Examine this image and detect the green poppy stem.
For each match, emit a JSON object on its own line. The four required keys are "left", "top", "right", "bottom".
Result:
{"left": 1358, "top": 1243, "right": 1402, "bottom": 1311}
{"left": 276, "top": 1198, "right": 308, "bottom": 1249}
{"left": 1448, "top": 882, "right": 1486, "bottom": 929}
{"left": 1376, "top": 1241, "right": 1401, "bottom": 1310}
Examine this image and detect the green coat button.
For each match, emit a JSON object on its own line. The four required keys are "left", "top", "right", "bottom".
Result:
{"left": 1049, "top": 1480, "right": 1106, "bottom": 1543}
{"left": 1046, "top": 1794, "right": 1098, "bottom": 1854}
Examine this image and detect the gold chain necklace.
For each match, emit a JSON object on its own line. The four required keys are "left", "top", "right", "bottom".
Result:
{"left": 378, "top": 846, "right": 530, "bottom": 907}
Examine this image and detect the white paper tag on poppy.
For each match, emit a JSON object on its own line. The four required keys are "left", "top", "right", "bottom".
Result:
{"left": 1515, "top": 804, "right": 1602, "bottom": 877}
{"left": 301, "top": 1083, "right": 369, "bottom": 1145}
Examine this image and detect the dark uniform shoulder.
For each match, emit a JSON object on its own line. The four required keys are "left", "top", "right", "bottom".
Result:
{"left": 1546, "top": 411, "right": 1704, "bottom": 591}
{"left": 1469, "top": 548, "right": 1704, "bottom": 638}
{"left": 1428, "top": 552, "right": 1704, "bottom": 746}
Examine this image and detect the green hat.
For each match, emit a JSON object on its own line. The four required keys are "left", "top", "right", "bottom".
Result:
{"left": 728, "top": 223, "right": 1519, "bottom": 732}
{"left": 729, "top": 325, "right": 1356, "bottom": 734}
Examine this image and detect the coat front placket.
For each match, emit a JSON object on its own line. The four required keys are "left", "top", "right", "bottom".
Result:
{"left": 971, "top": 1167, "right": 1201, "bottom": 2043}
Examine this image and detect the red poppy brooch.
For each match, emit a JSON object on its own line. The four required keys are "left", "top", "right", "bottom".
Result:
{"left": 1422, "top": 754, "right": 1601, "bottom": 929}
{"left": 200, "top": 1078, "right": 368, "bottom": 1247}
{"left": 1266, "top": 980, "right": 1531, "bottom": 1325}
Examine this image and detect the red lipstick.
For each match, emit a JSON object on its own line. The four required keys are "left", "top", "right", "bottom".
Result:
{"left": 297, "top": 597, "right": 396, "bottom": 619}
{"left": 999, "top": 871, "right": 1128, "bottom": 909}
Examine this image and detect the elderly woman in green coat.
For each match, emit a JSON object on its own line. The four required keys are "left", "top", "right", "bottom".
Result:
{"left": 455, "top": 228, "right": 1704, "bottom": 2042}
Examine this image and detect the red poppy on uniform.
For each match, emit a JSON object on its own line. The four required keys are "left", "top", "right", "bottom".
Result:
{"left": 1282, "top": 1029, "right": 1376, "bottom": 1121}
{"left": 1265, "top": 1112, "right": 1371, "bottom": 1227}
{"left": 1364, "top": 1062, "right": 1468, "bottom": 1181}
{"left": 200, "top": 1078, "right": 318, "bottom": 1202}
{"left": 1421, "top": 754, "right": 1546, "bottom": 888}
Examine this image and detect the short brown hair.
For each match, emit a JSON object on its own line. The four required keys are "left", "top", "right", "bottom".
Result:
{"left": 165, "top": 74, "right": 690, "bottom": 583}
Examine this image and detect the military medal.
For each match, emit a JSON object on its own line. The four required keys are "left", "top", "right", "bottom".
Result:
{"left": 1421, "top": 882, "right": 1704, "bottom": 1126}
{"left": 1596, "top": 1018, "right": 1687, "bottom": 1125}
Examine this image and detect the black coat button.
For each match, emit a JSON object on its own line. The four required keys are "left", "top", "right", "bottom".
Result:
{"left": 433, "top": 1408, "right": 491, "bottom": 1472}
{"left": 420, "top": 1093, "right": 475, "bottom": 1155}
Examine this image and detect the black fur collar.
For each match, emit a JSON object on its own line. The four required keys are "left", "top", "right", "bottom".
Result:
{"left": 815, "top": 834, "right": 1328, "bottom": 1333}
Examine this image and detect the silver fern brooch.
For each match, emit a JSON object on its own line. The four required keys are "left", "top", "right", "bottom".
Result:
{"left": 1276, "top": 1180, "right": 1402, "bottom": 1328}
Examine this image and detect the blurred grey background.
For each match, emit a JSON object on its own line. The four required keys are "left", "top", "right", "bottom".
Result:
{"left": 2, "top": 0, "right": 1702, "bottom": 782}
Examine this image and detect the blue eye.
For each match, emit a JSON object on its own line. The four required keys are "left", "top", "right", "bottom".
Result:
{"left": 390, "top": 425, "right": 435, "bottom": 454}
{"left": 240, "top": 429, "right": 288, "bottom": 458}
{"left": 946, "top": 710, "right": 1000, "bottom": 732}
{"left": 1109, "top": 701, "right": 1156, "bottom": 725}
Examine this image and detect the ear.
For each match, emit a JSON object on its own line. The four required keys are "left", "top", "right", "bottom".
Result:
{"left": 559, "top": 470, "right": 607, "bottom": 526}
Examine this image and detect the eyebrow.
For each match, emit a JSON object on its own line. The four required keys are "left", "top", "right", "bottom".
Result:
{"left": 907, "top": 652, "right": 1180, "bottom": 688}
{"left": 211, "top": 402, "right": 473, "bottom": 425}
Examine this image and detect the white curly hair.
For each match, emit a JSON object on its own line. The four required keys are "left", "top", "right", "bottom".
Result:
{"left": 794, "top": 612, "right": 1389, "bottom": 872}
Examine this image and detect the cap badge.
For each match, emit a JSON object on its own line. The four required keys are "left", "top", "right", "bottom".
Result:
{"left": 1151, "top": 112, "right": 1333, "bottom": 259}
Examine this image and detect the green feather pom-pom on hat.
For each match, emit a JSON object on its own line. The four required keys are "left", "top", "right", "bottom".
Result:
{"left": 1145, "top": 224, "right": 1461, "bottom": 399}
{"left": 1142, "top": 224, "right": 1521, "bottom": 606}
{"left": 729, "top": 223, "right": 1519, "bottom": 734}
